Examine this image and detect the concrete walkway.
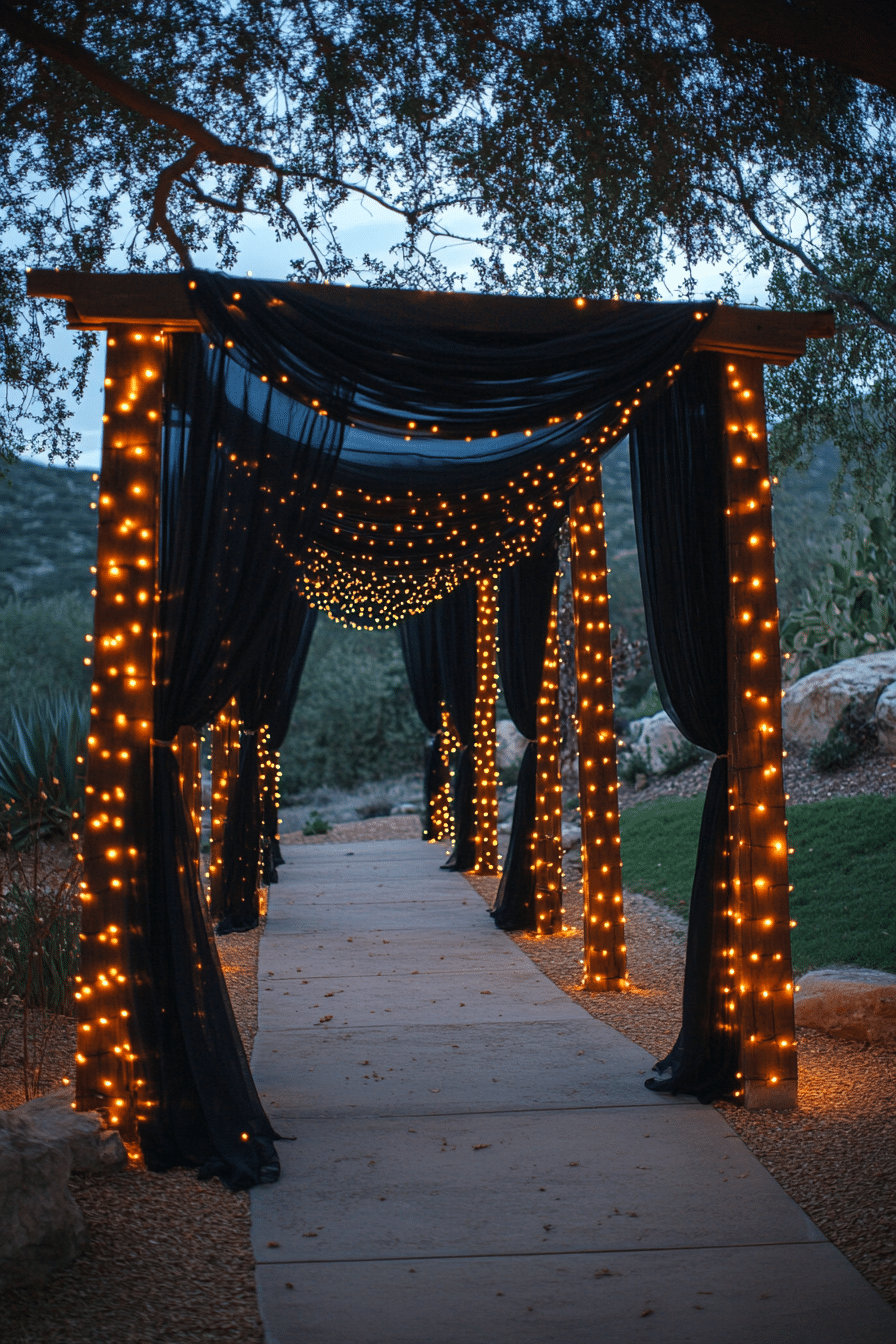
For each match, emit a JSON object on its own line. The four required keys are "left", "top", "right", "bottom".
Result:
{"left": 250, "top": 839, "right": 895, "bottom": 1343}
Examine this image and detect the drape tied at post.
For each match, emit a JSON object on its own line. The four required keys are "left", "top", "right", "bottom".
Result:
{"left": 630, "top": 353, "right": 738, "bottom": 1103}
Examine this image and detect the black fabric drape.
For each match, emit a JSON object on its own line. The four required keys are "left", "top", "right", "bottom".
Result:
{"left": 142, "top": 333, "right": 341, "bottom": 1186}
{"left": 490, "top": 538, "right": 560, "bottom": 929}
{"left": 217, "top": 594, "right": 317, "bottom": 933}
{"left": 435, "top": 581, "right": 478, "bottom": 871}
{"left": 188, "top": 273, "right": 706, "bottom": 628}
{"left": 629, "top": 352, "right": 737, "bottom": 1102}
{"left": 264, "top": 603, "right": 317, "bottom": 881}
{"left": 399, "top": 604, "right": 449, "bottom": 841}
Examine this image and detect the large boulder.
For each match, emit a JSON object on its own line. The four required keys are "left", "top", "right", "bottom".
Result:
{"left": 626, "top": 710, "right": 690, "bottom": 776}
{"left": 781, "top": 650, "right": 896, "bottom": 748}
{"left": 496, "top": 719, "right": 528, "bottom": 774}
{"left": 0, "top": 1089, "right": 126, "bottom": 1290}
{"left": 795, "top": 967, "right": 896, "bottom": 1044}
{"left": 875, "top": 681, "right": 896, "bottom": 755}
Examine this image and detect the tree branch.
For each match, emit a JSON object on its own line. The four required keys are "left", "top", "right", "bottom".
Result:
{"left": 725, "top": 163, "right": 896, "bottom": 340}
{"left": 0, "top": 3, "right": 278, "bottom": 172}
{"left": 151, "top": 145, "right": 201, "bottom": 267}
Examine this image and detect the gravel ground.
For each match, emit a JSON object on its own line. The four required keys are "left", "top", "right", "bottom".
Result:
{"left": 2, "top": 926, "right": 265, "bottom": 1344}
{"left": 2, "top": 745, "right": 892, "bottom": 1334}
{"left": 465, "top": 740, "right": 896, "bottom": 1316}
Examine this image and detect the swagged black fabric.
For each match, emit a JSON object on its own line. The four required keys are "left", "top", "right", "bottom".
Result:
{"left": 435, "top": 580, "right": 478, "bottom": 871}
{"left": 143, "top": 334, "right": 342, "bottom": 1187}
{"left": 216, "top": 593, "right": 317, "bottom": 933}
{"left": 629, "top": 352, "right": 738, "bottom": 1103}
{"left": 491, "top": 536, "right": 560, "bottom": 929}
{"left": 399, "top": 605, "right": 450, "bottom": 841}
{"left": 187, "top": 273, "right": 706, "bottom": 626}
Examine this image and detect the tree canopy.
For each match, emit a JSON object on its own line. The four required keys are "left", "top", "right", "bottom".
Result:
{"left": 1, "top": 1, "right": 893, "bottom": 515}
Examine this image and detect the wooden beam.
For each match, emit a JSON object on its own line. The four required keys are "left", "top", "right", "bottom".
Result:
{"left": 570, "top": 471, "right": 627, "bottom": 991}
{"left": 26, "top": 268, "right": 833, "bottom": 361}
{"left": 721, "top": 356, "right": 797, "bottom": 1110}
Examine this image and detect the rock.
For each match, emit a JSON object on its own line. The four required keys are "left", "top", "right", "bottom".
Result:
{"left": 794, "top": 967, "right": 896, "bottom": 1044}
{"left": 18, "top": 1088, "right": 128, "bottom": 1174}
{"left": 625, "top": 711, "right": 690, "bottom": 776}
{"left": 0, "top": 1089, "right": 127, "bottom": 1290}
{"left": 875, "top": 682, "right": 896, "bottom": 754}
{"left": 496, "top": 720, "right": 528, "bottom": 773}
{"left": 390, "top": 803, "right": 418, "bottom": 815}
{"left": 781, "top": 650, "right": 896, "bottom": 748}
{"left": 561, "top": 823, "right": 580, "bottom": 853}
{"left": 0, "top": 1112, "right": 87, "bottom": 1290}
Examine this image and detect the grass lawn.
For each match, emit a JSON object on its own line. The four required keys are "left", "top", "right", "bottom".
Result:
{"left": 619, "top": 792, "right": 896, "bottom": 976}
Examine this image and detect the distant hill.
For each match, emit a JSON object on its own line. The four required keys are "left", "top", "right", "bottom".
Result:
{"left": 0, "top": 457, "right": 97, "bottom": 601}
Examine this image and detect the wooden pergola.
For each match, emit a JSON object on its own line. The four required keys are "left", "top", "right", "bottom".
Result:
{"left": 29, "top": 269, "right": 833, "bottom": 1138}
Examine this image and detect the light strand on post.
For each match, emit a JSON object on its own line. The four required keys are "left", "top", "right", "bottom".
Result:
{"left": 208, "top": 699, "right": 239, "bottom": 913}
{"left": 723, "top": 357, "right": 797, "bottom": 1110}
{"left": 569, "top": 471, "right": 628, "bottom": 990}
{"left": 533, "top": 574, "right": 564, "bottom": 933}
{"left": 473, "top": 575, "right": 500, "bottom": 874}
{"left": 76, "top": 326, "right": 164, "bottom": 1138}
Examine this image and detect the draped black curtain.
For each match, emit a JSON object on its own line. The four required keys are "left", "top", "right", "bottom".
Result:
{"left": 263, "top": 603, "right": 317, "bottom": 880}
{"left": 142, "top": 333, "right": 342, "bottom": 1187}
{"left": 399, "top": 605, "right": 449, "bottom": 841}
{"left": 491, "top": 537, "right": 560, "bottom": 929}
{"left": 216, "top": 593, "right": 317, "bottom": 933}
{"left": 629, "top": 352, "right": 737, "bottom": 1103}
{"left": 435, "top": 581, "right": 478, "bottom": 871}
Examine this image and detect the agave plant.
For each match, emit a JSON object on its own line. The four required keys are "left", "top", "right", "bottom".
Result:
{"left": 0, "top": 692, "right": 89, "bottom": 846}
{"left": 780, "top": 515, "right": 896, "bottom": 680}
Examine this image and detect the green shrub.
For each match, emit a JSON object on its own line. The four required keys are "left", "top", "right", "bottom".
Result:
{"left": 302, "top": 810, "right": 330, "bottom": 835}
{"left": 780, "top": 515, "right": 896, "bottom": 679}
{"left": 279, "top": 621, "right": 426, "bottom": 793}
{"left": 0, "top": 692, "right": 88, "bottom": 845}
{"left": 0, "top": 593, "right": 93, "bottom": 725}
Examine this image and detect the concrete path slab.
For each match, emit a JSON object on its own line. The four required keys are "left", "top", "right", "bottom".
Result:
{"left": 257, "top": 1244, "right": 896, "bottom": 1344}
{"left": 253, "top": 1020, "right": 688, "bottom": 1120}
{"left": 251, "top": 840, "right": 895, "bottom": 1343}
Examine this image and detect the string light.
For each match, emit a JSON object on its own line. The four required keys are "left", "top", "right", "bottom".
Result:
{"left": 569, "top": 472, "right": 627, "bottom": 990}
{"left": 77, "top": 327, "right": 164, "bottom": 1138}
{"left": 724, "top": 359, "right": 796, "bottom": 1108}
{"left": 209, "top": 699, "right": 240, "bottom": 911}
{"left": 533, "top": 575, "right": 564, "bottom": 933}
{"left": 472, "top": 577, "right": 500, "bottom": 875}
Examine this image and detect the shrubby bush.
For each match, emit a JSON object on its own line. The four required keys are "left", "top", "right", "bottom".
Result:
{"left": 781, "top": 515, "right": 896, "bottom": 679}
{"left": 0, "top": 593, "right": 92, "bottom": 725}
{"left": 279, "top": 620, "right": 427, "bottom": 794}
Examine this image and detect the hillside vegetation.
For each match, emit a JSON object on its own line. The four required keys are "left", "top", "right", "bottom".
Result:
{"left": 0, "top": 442, "right": 860, "bottom": 784}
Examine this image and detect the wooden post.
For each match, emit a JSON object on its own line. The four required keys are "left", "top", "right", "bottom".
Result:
{"left": 75, "top": 325, "right": 164, "bottom": 1137}
{"left": 569, "top": 471, "right": 628, "bottom": 990}
{"left": 721, "top": 356, "right": 797, "bottom": 1110}
{"left": 533, "top": 575, "right": 564, "bottom": 933}
{"left": 433, "top": 706, "right": 458, "bottom": 844}
{"left": 473, "top": 576, "right": 500, "bottom": 874}
{"left": 208, "top": 699, "right": 239, "bottom": 915}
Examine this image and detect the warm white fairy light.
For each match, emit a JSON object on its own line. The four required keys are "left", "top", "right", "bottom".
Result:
{"left": 569, "top": 472, "right": 627, "bottom": 991}
{"left": 723, "top": 358, "right": 796, "bottom": 1108}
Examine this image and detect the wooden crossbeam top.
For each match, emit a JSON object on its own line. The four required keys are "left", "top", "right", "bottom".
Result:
{"left": 26, "top": 268, "right": 834, "bottom": 362}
